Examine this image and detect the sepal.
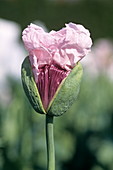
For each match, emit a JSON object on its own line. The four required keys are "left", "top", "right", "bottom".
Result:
{"left": 21, "top": 57, "right": 83, "bottom": 116}
{"left": 47, "top": 63, "right": 83, "bottom": 116}
{"left": 21, "top": 56, "right": 46, "bottom": 114}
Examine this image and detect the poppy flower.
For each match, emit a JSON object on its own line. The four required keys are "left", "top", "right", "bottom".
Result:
{"left": 21, "top": 23, "right": 92, "bottom": 116}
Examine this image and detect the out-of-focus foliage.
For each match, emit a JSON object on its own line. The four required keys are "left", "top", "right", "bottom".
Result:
{"left": 0, "top": 0, "right": 113, "bottom": 170}
{"left": 0, "top": 0, "right": 113, "bottom": 40}
{"left": 1, "top": 74, "right": 113, "bottom": 170}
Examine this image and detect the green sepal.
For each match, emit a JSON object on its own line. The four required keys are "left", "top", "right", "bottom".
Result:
{"left": 21, "top": 56, "right": 46, "bottom": 114}
{"left": 47, "top": 63, "right": 83, "bottom": 116}
{"left": 21, "top": 56, "right": 83, "bottom": 116}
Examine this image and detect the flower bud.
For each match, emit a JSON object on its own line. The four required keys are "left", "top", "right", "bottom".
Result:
{"left": 21, "top": 22, "right": 92, "bottom": 116}
{"left": 21, "top": 56, "right": 83, "bottom": 116}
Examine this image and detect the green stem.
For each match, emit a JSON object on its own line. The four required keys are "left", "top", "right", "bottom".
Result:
{"left": 46, "top": 115, "right": 55, "bottom": 170}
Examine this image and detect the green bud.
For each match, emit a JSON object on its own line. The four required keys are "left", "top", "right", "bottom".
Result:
{"left": 21, "top": 56, "right": 83, "bottom": 116}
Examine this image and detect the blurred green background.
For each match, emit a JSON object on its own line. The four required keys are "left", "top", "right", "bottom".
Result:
{"left": 0, "top": 0, "right": 113, "bottom": 170}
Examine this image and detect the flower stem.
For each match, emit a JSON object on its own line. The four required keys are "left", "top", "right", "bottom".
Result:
{"left": 46, "top": 115, "right": 55, "bottom": 170}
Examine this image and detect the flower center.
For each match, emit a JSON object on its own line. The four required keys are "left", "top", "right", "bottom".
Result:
{"left": 37, "top": 65, "right": 69, "bottom": 110}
